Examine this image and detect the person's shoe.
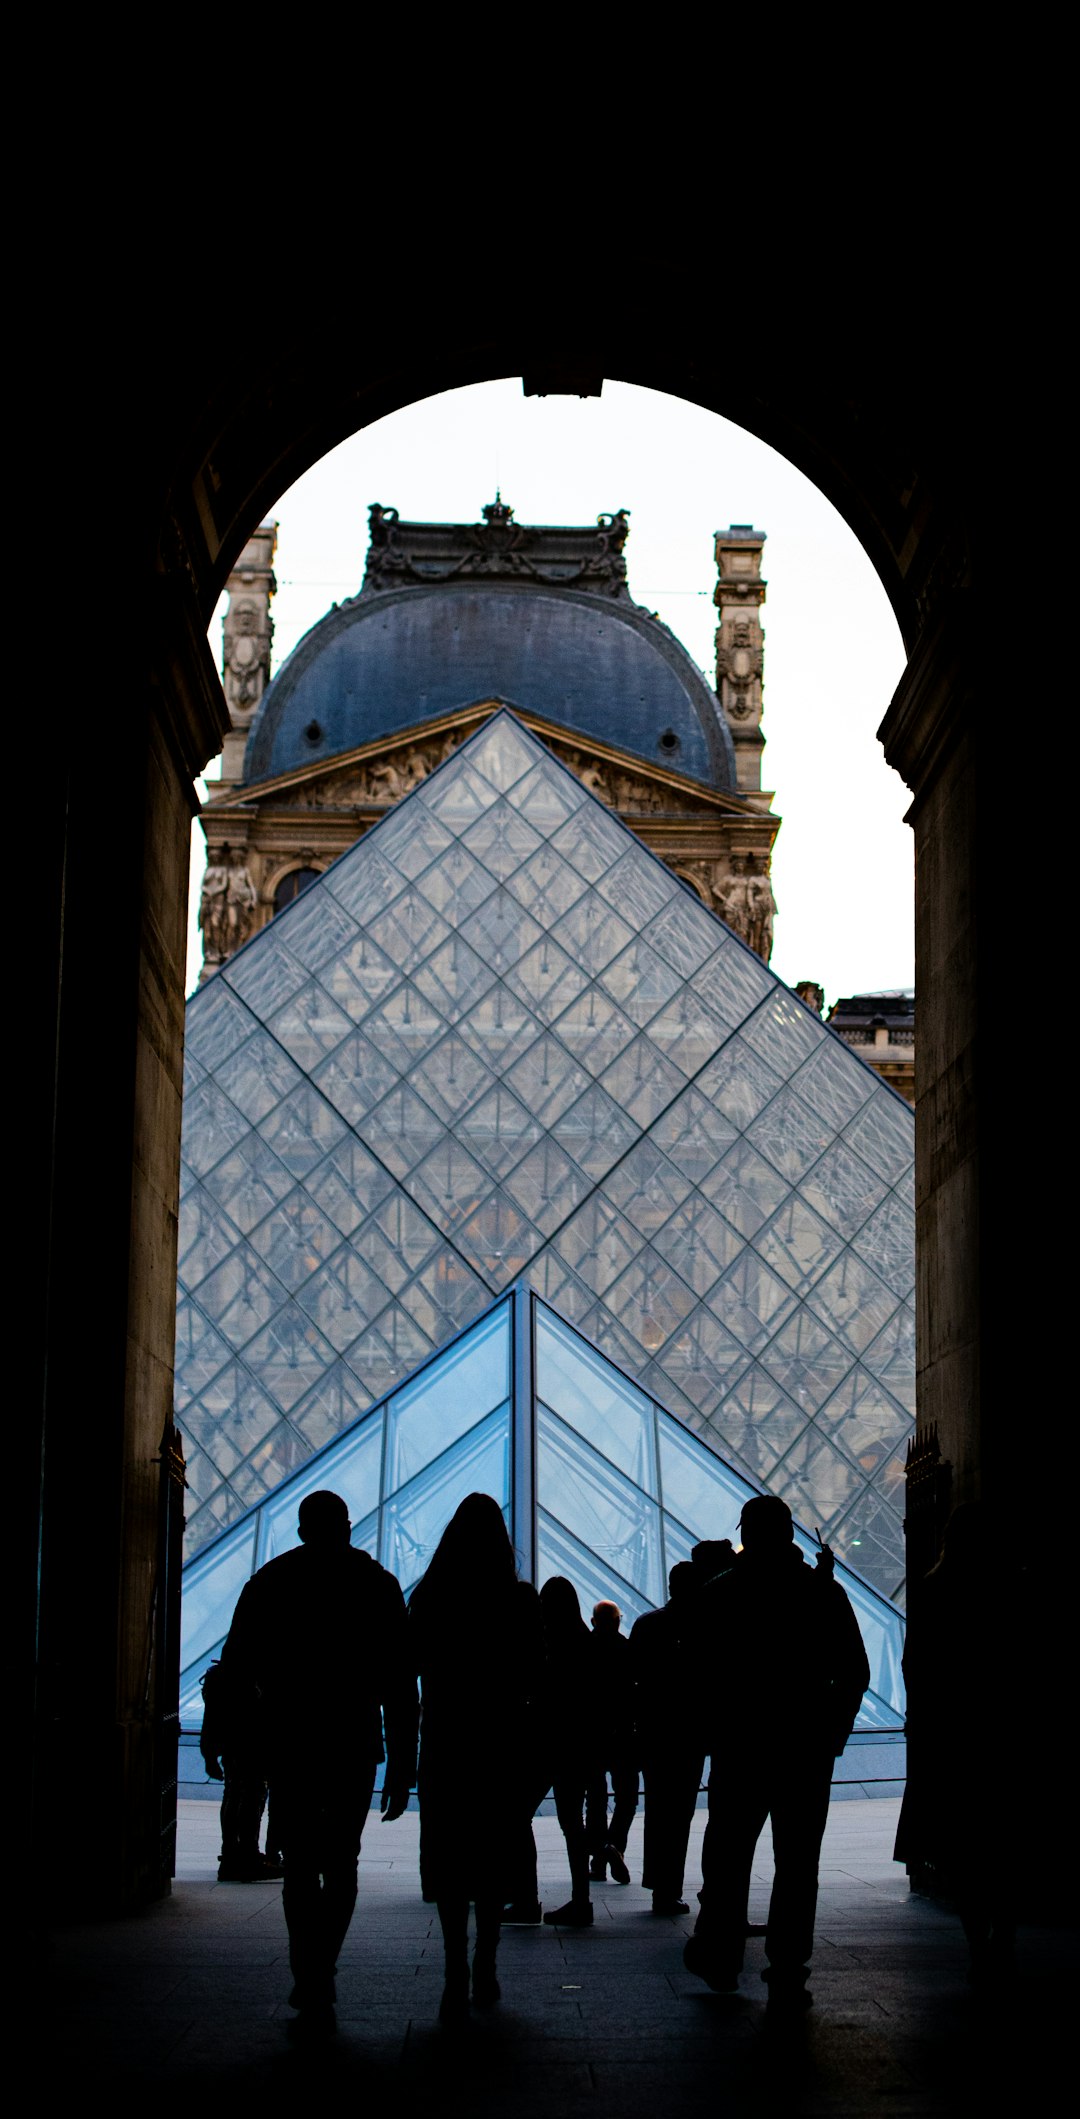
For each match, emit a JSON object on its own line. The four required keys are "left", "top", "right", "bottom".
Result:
{"left": 286, "top": 2004, "right": 336, "bottom": 2041}
{"left": 472, "top": 1955, "right": 501, "bottom": 2006}
{"left": 543, "top": 1899, "right": 594, "bottom": 1927}
{"left": 683, "top": 1935, "right": 740, "bottom": 1993}
{"left": 745, "top": 1918, "right": 767, "bottom": 1936}
{"left": 588, "top": 1857, "right": 607, "bottom": 1882}
{"left": 219, "top": 1855, "right": 284, "bottom": 1882}
{"left": 652, "top": 1894, "right": 690, "bottom": 1915}
{"left": 502, "top": 1900, "right": 543, "bottom": 1925}
{"left": 606, "top": 1843, "right": 631, "bottom": 1885}
{"left": 761, "top": 1965, "right": 812, "bottom": 2010}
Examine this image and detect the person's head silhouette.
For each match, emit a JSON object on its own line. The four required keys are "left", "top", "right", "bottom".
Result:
{"left": 297, "top": 1490, "right": 351, "bottom": 1548}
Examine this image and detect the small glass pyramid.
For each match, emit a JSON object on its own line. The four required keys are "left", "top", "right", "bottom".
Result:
{"left": 178, "top": 712, "right": 914, "bottom": 1601}
{"left": 179, "top": 1285, "right": 905, "bottom": 1733}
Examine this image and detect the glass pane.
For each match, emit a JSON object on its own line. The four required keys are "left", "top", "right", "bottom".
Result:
{"left": 385, "top": 1302, "right": 511, "bottom": 1491}
{"left": 537, "top": 1509, "right": 655, "bottom": 1629}
{"left": 656, "top": 1411, "right": 749, "bottom": 1545}
{"left": 535, "top": 1306, "right": 657, "bottom": 1492}
{"left": 538, "top": 1408, "right": 664, "bottom": 1605}
{"left": 380, "top": 1407, "right": 511, "bottom": 1593}
{"left": 180, "top": 1520, "right": 257, "bottom": 1668}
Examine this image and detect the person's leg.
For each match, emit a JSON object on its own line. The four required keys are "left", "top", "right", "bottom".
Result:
{"left": 586, "top": 1769, "right": 610, "bottom": 1876}
{"left": 472, "top": 1896, "right": 502, "bottom": 2004}
{"left": 607, "top": 1754, "right": 638, "bottom": 1878}
{"left": 764, "top": 1753, "right": 832, "bottom": 1998}
{"left": 436, "top": 1895, "right": 471, "bottom": 2019}
{"left": 687, "top": 1765, "right": 768, "bottom": 1985}
{"left": 544, "top": 1777, "right": 593, "bottom": 1922}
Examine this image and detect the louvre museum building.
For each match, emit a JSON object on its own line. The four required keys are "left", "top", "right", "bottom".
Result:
{"left": 176, "top": 499, "right": 912, "bottom": 1739}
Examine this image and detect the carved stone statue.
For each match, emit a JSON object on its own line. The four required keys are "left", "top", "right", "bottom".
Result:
{"left": 225, "top": 849, "right": 258, "bottom": 953}
{"left": 198, "top": 847, "right": 232, "bottom": 961}
{"left": 744, "top": 856, "right": 778, "bottom": 962}
{"left": 223, "top": 599, "right": 272, "bottom": 723}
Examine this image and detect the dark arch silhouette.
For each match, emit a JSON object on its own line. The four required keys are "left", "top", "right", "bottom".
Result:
{"left": 32, "top": 256, "right": 1020, "bottom": 1916}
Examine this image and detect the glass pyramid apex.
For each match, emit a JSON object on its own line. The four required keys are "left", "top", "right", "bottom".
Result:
{"left": 179, "top": 710, "right": 914, "bottom": 1601}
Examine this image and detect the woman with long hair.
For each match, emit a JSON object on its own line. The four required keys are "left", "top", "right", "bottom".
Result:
{"left": 408, "top": 1492, "right": 542, "bottom": 2020}
{"left": 538, "top": 1575, "right": 599, "bottom": 1927}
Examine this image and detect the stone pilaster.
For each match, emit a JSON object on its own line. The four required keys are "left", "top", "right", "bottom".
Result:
{"left": 216, "top": 523, "right": 277, "bottom": 785}
{"left": 714, "top": 525, "right": 766, "bottom": 794}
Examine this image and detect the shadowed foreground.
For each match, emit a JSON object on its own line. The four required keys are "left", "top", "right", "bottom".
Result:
{"left": 42, "top": 1798, "right": 1075, "bottom": 2112}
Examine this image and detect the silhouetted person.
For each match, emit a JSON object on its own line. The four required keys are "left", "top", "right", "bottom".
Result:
{"left": 691, "top": 1538, "right": 736, "bottom": 1586}
{"left": 409, "top": 1493, "right": 543, "bottom": 2020}
{"left": 222, "top": 1490, "right": 417, "bottom": 2035}
{"left": 683, "top": 1496, "right": 868, "bottom": 2007}
{"left": 539, "top": 1576, "right": 599, "bottom": 1927}
{"left": 630, "top": 1562, "right": 704, "bottom": 1914}
{"left": 586, "top": 1600, "right": 638, "bottom": 1886}
{"left": 199, "top": 1657, "right": 282, "bottom": 1882}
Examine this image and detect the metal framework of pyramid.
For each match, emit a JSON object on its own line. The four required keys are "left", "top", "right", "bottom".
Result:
{"left": 179, "top": 1285, "right": 906, "bottom": 1734}
{"left": 177, "top": 712, "right": 914, "bottom": 1601}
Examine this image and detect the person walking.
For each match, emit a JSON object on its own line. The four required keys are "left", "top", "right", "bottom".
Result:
{"left": 408, "top": 1493, "right": 543, "bottom": 2019}
{"left": 221, "top": 1489, "right": 418, "bottom": 2036}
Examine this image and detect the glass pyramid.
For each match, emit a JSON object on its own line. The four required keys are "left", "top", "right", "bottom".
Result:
{"left": 178, "top": 711, "right": 914, "bottom": 1600}
{"left": 179, "top": 1286, "right": 905, "bottom": 1733}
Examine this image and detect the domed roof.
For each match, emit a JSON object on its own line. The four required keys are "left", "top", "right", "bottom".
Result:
{"left": 243, "top": 502, "right": 737, "bottom": 790}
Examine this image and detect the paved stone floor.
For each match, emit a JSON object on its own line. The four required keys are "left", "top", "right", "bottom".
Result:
{"left": 40, "top": 1796, "right": 1076, "bottom": 2112}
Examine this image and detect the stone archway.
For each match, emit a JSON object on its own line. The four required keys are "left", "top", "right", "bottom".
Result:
{"left": 35, "top": 275, "right": 1010, "bottom": 1910}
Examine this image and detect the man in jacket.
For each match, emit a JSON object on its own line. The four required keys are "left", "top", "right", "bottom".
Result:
{"left": 683, "top": 1495, "right": 869, "bottom": 2007}
{"left": 222, "top": 1489, "right": 418, "bottom": 2032}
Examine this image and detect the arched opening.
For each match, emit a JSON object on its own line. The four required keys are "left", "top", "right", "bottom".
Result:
{"left": 35, "top": 302, "right": 1007, "bottom": 1922}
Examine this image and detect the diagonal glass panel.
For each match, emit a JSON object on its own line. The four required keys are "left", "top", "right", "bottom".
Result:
{"left": 755, "top": 1194, "right": 845, "bottom": 1295}
{"left": 604, "top": 1138, "right": 693, "bottom": 1235}
{"left": 851, "top": 1187, "right": 916, "bottom": 1297}
{"left": 554, "top": 1193, "right": 644, "bottom": 1296}
{"left": 555, "top": 1073, "right": 642, "bottom": 1179}
{"left": 506, "top": 1031, "right": 591, "bottom": 1126}
{"left": 173, "top": 1297, "right": 232, "bottom": 1407}
{"left": 455, "top": 1189, "right": 542, "bottom": 1286}
{"left": 551, "top": 987, "right": 635, "bottom": 1076}
{"left": 577, "top": 1301, "right": 653, "bottom": 1377}
{"left": 381, "top": 1407, "right": 511, "bottom": 1594}
{"left": 649, "top": 1086, "right": 738, "bottom": 1185}
{"left": 651, "top": 1193, "right": 742, "bottom": 1296}
{"left": 537, "top": 1510, "right": 655, "bottom": 1629}
{"left": 770, "top": 1425, "right": 865, "bottom": 1539}
{"left": 385, "top": 1300, "right": 510, "bottom": 1490}
{"left": 509, "top": 758, "right": 586, "bottom": 832}
{"left": 362, "top": 980, "right": 449, "bottom": 1071}
{"left": 274, "top": 879, "right": 360, "bottom": 974}
{"left": 594, "top": 847, "right": 677, "bottom": 927}
{"left": 656, "top": 1409, "right": 749, "bottom": 1545}
{"left": 296, "top": 1247, "right": 393, "bottom": 1352}
{"left": 342, "top": 1303, "right": 435, "bottom": 1401}
{"left": 458, "top": 984, "right": 545, "bottom": 1071}
{"left": 805, "top": 1249, "right": 901, "bottom": 1356}
{"left": 758, "top": 1306, "right": 855, "bottom": 1415}
{"left": 415, "top": 841, "right": 499, "bottom": 922}
{"left": 599, "top": 935, "right": 685, "bottom": 1028}
{"left": 357, "top": 1192, "right": 444, "bottom": 1289}
{"left": 604, "top": 1248, "right": 697, "bottom": 1352}
{"left": 548, "top": 799, "right": 627, "bottom": 881}
{"left": 659, "top": 1305, "right": 751, "bottom": 1410}
{"left": 291, "top": 1360, "right": 374, "bottom": 1453}
{"left": 366, "top": 887, "right": 450, "bottom": 973}
{"left": 844, "top": 1089, "right": 915, "bottom": 1186}
{"left": 791, "top": 1036, "right": 874, "bottom": 1128}
{"left": 506, "top": 842, "right": 589, "bottom": 924}
{"left": 407, "top": 1137, "right": 493, "bottom": 1231}
{"left": 178, "top": 1186, "right": 242, "bottom": 1291}
{"left": 642, "top": 892, "right": 720, "bottom": 979}
{"left": 410, "top": 1249, "right": 491, "bottom": 1332}
{"left": 258, "top": 1083, "right": 348, "bottom": 1180}
{"left": 413, "top": 934, "right": 498, "bottom": 1021}
{"left": 266, "top": 982, "right": 354, "bottom": 1071}
{"left": 505, "top": 934, "right": 590, "bottom": 1024}
{"left": 313, "top": 1030, "right": 401, "bottom": 1129}
{"left": 468, "top": 714, "right": 540, "bottom": 792}
{"left": 860, "top": 1301, "right": 916, "bottom": 1415}
{"left": 306, "top": 1136, "right": 395, "bottom": 1237}
{"left": 194, "top": 1358, "right": 285, "bottom": 1461}
{"left": 503, "top": 1136, "right": 592, "bottom": 1235}
{"left": 325, "top": 841, "right": 407, "bottom": 924}
{"left": 259, "top": 1416, "right": 383, "bottom": 1564}
{"left": 360, "top": 1083, "right": 447, "bottom": 1177}
{"left": 370, "top": 796, "right": 454, "bottom": 880}
{"left": 644, "top": 989, "right": 730, "bottom": 1079}
{"left": 421, "top": 757, "right": 501, "bottom": 829}
{"left": 242, "top": 1308, "right": 338, "bottom": 1412}
{"left": 695, "top": 1037, "right": 785, "bottom": 1130}
{"left": 461, "top": 800, "right": 543, "bottom": 880}
{"left": 197, "top": 1246, "right": 284, "bottom": 1352}
{"left": 455, "top": 1083, "right": 542, "bottom": 1179}
{"left": 461, "top": 888, "right": 544, "bottom": 978}
{"left": 202, "top": 1132, "right": 295, "bottom": 1236}
{"left": 747, "top": 1082, "right": 833, "bottom": 1185}
{"left": 701, "top": 1139, "right": 789, "bottom": 1239}
{"left": 800, "top": 1139, "right": 888, "bottom": 1240}
{"left": 185, "top": 980, "right": 258, "bottom": 1072}
{"left": 318, "top": 933, "right": 401, "bottom": 1024}
{"left": 538, "top": 1407, "right": 665, "bottom": 1606}
{"left": 217, "top": 1029, "right": 305, "bottom": 1124}
{"left": 598, "top": 1037, "right": 684, "bottom": 1128}
{"left": 181, "top": 1081, "right": 251, "bottom": 1178}
{"left": 536, "top": 1305, "right": 658, "bottom": 1491}
{"left": 180, "top": 1521, "right": 258, "bottom": 1673}
{"left": 248, "top": 1190, "right": 343, "bottom": 1291}
{"left": 815, "top": 1369, "right": 910, "bottom": 1477}
{"left": 691, "top": 935, "right": 773, "bottom": 1028}
{"left": 706, "top": 1251, "right": 798, "bottom": 1353}
{"left": 551, "top": 891, "right": 634, "bottom": 977}
{"left": 408, "top": 1035, "right": 496, "bottom": 1127}
{"left": 224, "top": 934, "right": 307, "bottom": 1018}
{"left": 741, "top": 988, "right": 826, "bottom": 1075}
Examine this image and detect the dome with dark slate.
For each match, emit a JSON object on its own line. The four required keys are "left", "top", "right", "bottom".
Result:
{"left": 244, "top": 500, "right": 738, "bottom": 791}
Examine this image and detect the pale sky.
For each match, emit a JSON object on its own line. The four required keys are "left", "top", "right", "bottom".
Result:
{"left": 190, "top": 379, "right": 912, "bottom": 1006}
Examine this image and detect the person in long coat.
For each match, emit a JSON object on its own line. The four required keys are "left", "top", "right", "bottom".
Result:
{"left": 408, "top": 1492, "right": 543, "bottom": 2019}
{"left": 539, "top": 1576, "right": 600, "bottom": 1926}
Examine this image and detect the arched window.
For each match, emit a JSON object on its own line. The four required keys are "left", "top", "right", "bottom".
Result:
{"left": 273, "top": 867, "right": 321, "bottom": 915}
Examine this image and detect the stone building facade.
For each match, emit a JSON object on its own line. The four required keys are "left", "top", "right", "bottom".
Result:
{"left": 198, "top": 503, "right": 780, "bottom": 977}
